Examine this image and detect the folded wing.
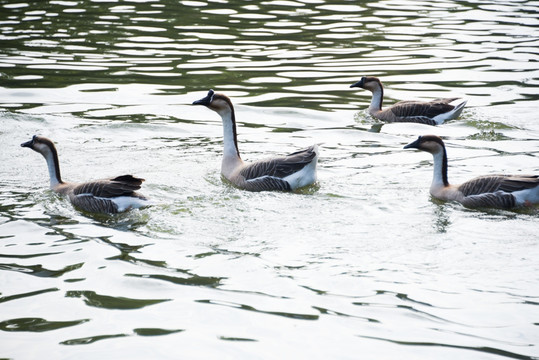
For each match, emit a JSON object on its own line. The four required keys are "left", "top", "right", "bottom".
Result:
{"left": 390, "top": 99, "right": 459, "bottom": 124}
{"left": 458, "top": 175, "right": 539, "bottom": 196}
{"left": 73, "top": 175, "right": 145, "bottom": 198}
{"left": 240, "top": 146, "right": 317, "bottom": 180}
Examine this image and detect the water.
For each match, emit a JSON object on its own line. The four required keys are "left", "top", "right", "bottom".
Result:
{"left": 1, "top": 0, "right": 538, "bottom": 359}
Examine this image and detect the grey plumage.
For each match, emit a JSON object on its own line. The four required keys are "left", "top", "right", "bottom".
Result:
{"left": 236, "top": 145, "right": 318, "bottom": 191}
{"left": 240, "top": 146, "right": 318, "bottom": 180}
{"left": 385, "top": 98, "right": 461, "bottom": 125}
{"left": 458, "top": 175, "right": 538, "bottom": 208}
{"left": 70, "top": 175, "right": 147, "bottom": 213}
{"left": 73, "top": 175, "right": 144, "bottom": 198}
{"left": 458, "top": 174, "right": 539, "bottom": 196}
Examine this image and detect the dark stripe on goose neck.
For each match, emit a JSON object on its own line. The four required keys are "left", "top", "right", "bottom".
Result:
{"left": 215, "top": 94, "right": 241, "bottom": 159}
{"left": 372, "top": 77, "right": 383, "bottom": 110}
{"left": 424, "top": 135, "right": 449, "bottom": 187}
{"left": 40, "top": 137, "right": 64, "bottom": 184}
{"left": 441, "top": 144, "right": 449, "bottom": 187}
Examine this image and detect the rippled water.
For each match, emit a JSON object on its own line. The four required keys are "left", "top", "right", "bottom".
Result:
{"left": 1, "top": 0, "right": 538, "bottom": 359}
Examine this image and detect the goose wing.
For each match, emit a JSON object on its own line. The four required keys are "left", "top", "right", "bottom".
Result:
{"left": 242, "top": 175, "right": 292, "bottom": 192}
{"left": 457, "top": 175, "right": 538, "bottom": 209}
{"left": 72, "top": 175, "right": 145, "bottom": 198}
{"left": 460, "top": 192, "right": 517, "bottom": 209}
{"left": 68, "top": 175, "right": 146, "bottom": 213}
{"left": 240, "top": 145, "right": 317, "bottom": 180}
{"left": 458, "top": 175, "right": 539, "bottom": 196}
{"left": 390, "top": 99, "right": 458, "bottom": 121}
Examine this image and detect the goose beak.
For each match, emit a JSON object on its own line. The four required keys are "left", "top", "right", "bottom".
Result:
{"left": 350, "top": 79, "right": 364, "bottom": 88}
{"left": 192, "top": 89, "right": 215, "bottom": 106}
{"left": 403, "top": 137, "right": 421, "bottom": 149}
{"left": 21, "top": 135, "right": 36, "bottom": 148}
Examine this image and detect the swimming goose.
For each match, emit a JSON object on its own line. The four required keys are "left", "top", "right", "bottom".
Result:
{"left": 192, "top": 89, "right": 319, "bottom": 191}
{"left": 350, "top": 76, "right": 467, "bottom": 125}
{"left": 21, "top": 135, "right": 149, "bottom": 214}
{"left": 404, "top": 135, "right": 539, "bottom": 209}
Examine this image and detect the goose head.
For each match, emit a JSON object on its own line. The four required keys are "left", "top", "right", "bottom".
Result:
{"left": 192, "top": 89, "right": 234, "bottom": 117}
{"left": 21, "top": 135, "right": 58, "bottom": 158}
{"left": 22, "top": 135, "right": 63, "bottom": 186}
{"left": 403, "top": 135, "right": 445, "bottom": 155}
{"left": 350, "top": 76, "right": 383, "bottom": 93}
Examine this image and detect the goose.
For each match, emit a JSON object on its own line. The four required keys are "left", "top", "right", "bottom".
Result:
{"left": 21, "top": 135, "right": 149, "bottom": 214}
{"left": 404, "top": 135, "right": 539, "bottom": 209}
{"left": 192, "top": 89, "right": 319, "bottom": 192}
{"left": 350, "top": 76, "right": 467, "bottom": 125}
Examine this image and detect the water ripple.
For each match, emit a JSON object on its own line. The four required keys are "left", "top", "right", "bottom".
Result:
{"left": 0, "top": 317, "right": 89, "bottom": 333}
{"left": 65, "top": 290, "right": 170, "bottom": 310}
{"left": 358, "top": 335, "right": 538, "bottom": 360}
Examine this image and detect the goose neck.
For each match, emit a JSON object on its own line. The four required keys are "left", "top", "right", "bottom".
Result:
{"left": 368, "top": 86, "right": 384, "bottom": 112}
{"left": 219, "top": 107, "right": 241, "bottom": 161}
{"left": 41, "top": 145, "right": 63, "bottom": 188}
{"left": 431, "top": 147, "right": 449, "bottom": 189}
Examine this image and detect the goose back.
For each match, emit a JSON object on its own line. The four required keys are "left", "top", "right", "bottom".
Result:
{"left": 68, "top": 175, "right": 146, "bottom": 213}
{"left": 240, "top": 145, "right": 318, "bottom": 180}
{"left": 72, "top": 175, "right": 145, "bottom": 198}
{"left": 385, "top": 99, "right": 460, "bottom": 124}
{"left": 236, "top": 145, "right": 319, "bottom": 192}
{"left": 458, "top": 174, "right": 539, "bottom": 197}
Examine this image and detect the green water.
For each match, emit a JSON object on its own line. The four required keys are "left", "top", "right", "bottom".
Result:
{"left": 1, "top": 0, "right": 538, "bottom": 359}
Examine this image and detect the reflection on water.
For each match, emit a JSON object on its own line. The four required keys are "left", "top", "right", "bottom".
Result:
{"left": 1, "top": 0, "right": 539, "bottom": 359}
{"left": 1, "top": 0, "right": 538, "bottom": 109}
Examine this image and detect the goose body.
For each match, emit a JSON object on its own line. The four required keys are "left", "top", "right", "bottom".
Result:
{"left": 21, "top": 135, "right": 149, "bottom": 214}
{"left": 193, "top": 89, "right": 319, "bottom": 192}
{"left": 404, "top": 135, "right": 539, "bottom": 209}
{"left": 350, "top": 77, "right": 467, "bottom": 125}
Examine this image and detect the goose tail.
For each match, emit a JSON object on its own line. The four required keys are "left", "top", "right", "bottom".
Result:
{"left": 450, "top": 99, "right": 467, "bottom": 118}
{"left": 433, "top": 99, "right": 467, "bottom": 125}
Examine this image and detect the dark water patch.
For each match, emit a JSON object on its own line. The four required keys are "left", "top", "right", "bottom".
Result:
{"left": 313, "top": 306, "right": 379, "bottom": 323}
{"left": 352, "top": 298, "right": 456, "bottom": 326}
{"left": 60, "top": 333, "right": 128, "bottom": 346}
{"left": 395, "top": 292, "right": 435, "bottom": 308}
{"left": 300, "top": 285, "right": 327, "bottom": 295}
{"left": 203, "top": 247, "right": 262, "bottom": 259}
{"left": 219, "top": 336, "right": 257, "bottom": 342}
{"left": 467, "top": 130, "right": 511, "bottom": 141}
{"left": 0, "top": 317, "right": 89, "bottom": 333}
{"left": 65, "top": 290, "right": 170, "bottom": 310}
{"left": 107, "top": 253, "right": 167, "bottom": 268}
{"left": 61, "top": 328, "right": 184, "bottom": 346}
{"left": 86, "top": 212, "right": 152, "bottom": 231}
{"left": 0, "top": 251, "right": 63, "bottom": 259}
{"left": 191, "top": 251, "right": 218, "bottom": 259}
{"left": 126, "top": 273, "right": 224, "bottom": 288}
{"left": 0, "top": 262, "right": 83, "bottom": 277}
{"left": 357, "top": 335, "right": 537, "bottom": 360}
{"left": 133, "top": 328, "right": 184, "bottom": 336}
{"left": 0, "top": 287, "right": 59, "bottom": 304}
{"left": 465, "top": 118, "right": 515, "bottom": 131}
{"left": 97, "top": 236, "right": 148, "bottom": 254}
{"left": 196, "top": 299, "right": 319, "bottom": 321}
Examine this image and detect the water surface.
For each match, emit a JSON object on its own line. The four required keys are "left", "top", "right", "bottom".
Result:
{"left": 1, "top": 0, "right": 538, "bottom": 359}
